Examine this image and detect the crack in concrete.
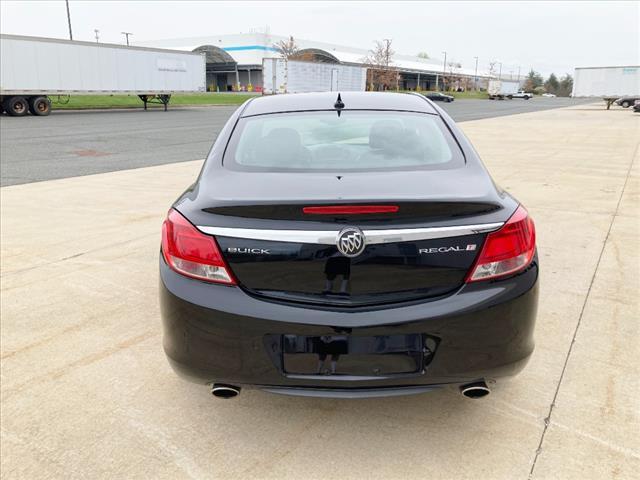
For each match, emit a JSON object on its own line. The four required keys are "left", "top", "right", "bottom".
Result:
{"left": 528, "top": 140, "right": 639, "bottom": 479}
{"left": 1, "top": 330, "right": 159, "bottom": 402}
{"left": 549, "top": 420, "right": 640, "bottom": 460}
{"left": 0, "top": 233, "right": 157, "bottom": 277}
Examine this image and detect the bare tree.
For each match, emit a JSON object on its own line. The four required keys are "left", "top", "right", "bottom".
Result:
{"left": 446, "top": 61, "right": 464, "bottom": 91}
{"left": 366, "top": 39, "right": 395, "bottom": 68}
{"left": 364, "top": 39, "right": 399, "bottom": 91}
{"left": 274, "top": 35, "right": 299, "bottom": 59}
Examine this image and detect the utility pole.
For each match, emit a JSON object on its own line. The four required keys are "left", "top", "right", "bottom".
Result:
{"left": 517, "top": 66, "right": 521, "bottom": 84}
{"left": 65, "top": 0, "right": 73, "bottom": 40}
{"left": 94, "top": 29, "right": 100, "bottom": 43}
{"left": 441, "top": 51, "right": 447, "bottom": 91}
{"left": 473, "top": 56, "right": 478, "bottom": 91}
{"left": 121, "top": 32, "right": 133, "bottom": 46}
{"left": 498, "top": 62, "right": 503, "bottom": 80}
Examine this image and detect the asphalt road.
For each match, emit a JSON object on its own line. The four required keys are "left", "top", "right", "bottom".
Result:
{"left": 0, "top": 97, "right": 595, "bottom": 186}
{"left": 442, "top": 96, "right": 594, "bottom": 121}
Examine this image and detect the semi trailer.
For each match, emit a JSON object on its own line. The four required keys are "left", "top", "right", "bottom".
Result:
{"left": 0, "top": 34, "right": 206, "bottom": 117}
{"left": 262, "top": 58, "right": 367, "bottom": 94}
{"left": 572, "top": 66, "right": 640, "bottom": 109}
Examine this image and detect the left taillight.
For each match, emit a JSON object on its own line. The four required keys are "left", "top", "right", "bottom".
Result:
{"left": 161, "top": 209, "right": 236, "bottom": 285}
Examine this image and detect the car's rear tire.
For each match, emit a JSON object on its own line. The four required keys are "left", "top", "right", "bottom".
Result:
{"left": 4, "top": 96, "right": 29, "bottom": 116}
{"left": 507, "top": 95, "right": 513, "bottom": 100}
{"left": 621, "top": 101, "right": 630, "bottom": 108}
{"left": 524, "top": 96, "right": 530, "bottom": 100}
{"left": 28, "top": 96, "right": 51, "bottom": 116}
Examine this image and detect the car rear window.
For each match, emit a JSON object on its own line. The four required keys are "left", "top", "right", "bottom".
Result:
{"left": 223, "top": 110, "right": 464, "bottom": 172}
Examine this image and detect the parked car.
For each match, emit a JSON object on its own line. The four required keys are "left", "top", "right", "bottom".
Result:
{"left": 423, "top": 91, "right": 454, "bottom": 102}
{"left": 615, "top": 96, "right": 640, "bottom": 108}
{"left": 511, "top": 90, "right": 533, "bottom": 99}
{"left": 542, "top": 93, "right": 557, "bottom": 97}
{"left": 160, "top": 92, "right": 539, "bottom": 400}
{"left": 633, "top": 100, "right": 640, "bottom": 113}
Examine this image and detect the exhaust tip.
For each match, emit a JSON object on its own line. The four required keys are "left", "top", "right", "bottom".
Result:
{"left": 460, "top": 381, "right": 490, "bottom": 399}
{"left": 211, "top": 384, "right": 240, "bottom": 399}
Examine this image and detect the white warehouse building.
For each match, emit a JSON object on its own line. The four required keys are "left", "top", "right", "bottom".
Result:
{"left": 141, "top": 33, "right": 493, "bottom": 92}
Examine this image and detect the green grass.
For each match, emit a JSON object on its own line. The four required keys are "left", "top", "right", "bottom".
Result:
{"left": 48, "top": 90, "right": 489, "bottom": 110}
{"left": 392, "top": 89, "right": 489, "bottom": 99}
{"left": 446, "top": 90, "right": 489, "bottom": 99}
{"left": 50, "top": 93, "right": 258, "bottom": 110}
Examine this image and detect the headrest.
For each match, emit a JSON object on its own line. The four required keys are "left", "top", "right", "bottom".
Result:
{"left": 265, "top": 128, "right": 302, "bottom": 148}
{"left": 369, "top": 120, "right": 404, "bottom": 150}
{"left": 255, "top": 128, "right": 305, "bottom": 166}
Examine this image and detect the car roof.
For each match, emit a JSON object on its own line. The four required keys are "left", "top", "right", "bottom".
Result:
{"left": 240, "top": 91, "right": 438, "bottom": 117}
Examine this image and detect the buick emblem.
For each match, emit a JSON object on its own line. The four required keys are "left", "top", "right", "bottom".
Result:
{"left": 336, "top": 227, "right": 366, "bottom": 258}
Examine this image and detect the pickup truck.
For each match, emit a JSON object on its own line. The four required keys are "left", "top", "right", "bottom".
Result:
{"left": 511, "top": 91, "right": 533, "bottom": 100}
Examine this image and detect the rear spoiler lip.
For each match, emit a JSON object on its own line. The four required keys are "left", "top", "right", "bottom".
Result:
{"left": 197, "top": 222, "right": 503, "bottom": 245}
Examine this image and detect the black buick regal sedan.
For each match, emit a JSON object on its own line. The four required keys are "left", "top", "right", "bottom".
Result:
{"left": 160, "top": 92, "right": 538, "bottom": 400}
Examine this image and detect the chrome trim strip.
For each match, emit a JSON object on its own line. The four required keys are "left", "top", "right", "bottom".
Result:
{"left": 197, "top": 222, "right": 503, "bottom": 245}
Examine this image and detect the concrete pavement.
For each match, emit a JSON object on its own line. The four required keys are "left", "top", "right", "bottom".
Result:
{"left": 1, "top": 104, "right": 638, "bottom": 479}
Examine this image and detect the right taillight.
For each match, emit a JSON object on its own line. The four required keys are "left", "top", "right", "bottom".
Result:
{"left": 466, "top": 205, "right": 536, "bottom": 282}
{"left": 161, "top": 209, "right": 236, "bottom": 285}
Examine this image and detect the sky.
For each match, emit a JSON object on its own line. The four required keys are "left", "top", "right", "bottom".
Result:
{"left": 1, "top": 1, "right": 638, "bottom": 78}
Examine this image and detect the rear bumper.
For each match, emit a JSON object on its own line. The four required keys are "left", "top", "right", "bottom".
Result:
{"left": 160, "top": 257, "right": 538, "bottom": 393}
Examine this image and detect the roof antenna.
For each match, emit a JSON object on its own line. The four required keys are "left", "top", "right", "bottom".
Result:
{"left": 334, "top": 93, "right": 345, "bottom": 109}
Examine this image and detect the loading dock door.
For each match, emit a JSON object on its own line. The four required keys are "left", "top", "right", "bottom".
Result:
{"left": 331, "top": 69, "right": 339, "bottom": 91}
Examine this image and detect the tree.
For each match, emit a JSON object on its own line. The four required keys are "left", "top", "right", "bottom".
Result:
{"left": 364, "top": 39, "right": 399, "bottom": 91}
{"left": 523, "top": 69, "right": 544, "bottom": 92}
{"left": 367, "top": 39, "right": 395, "bottom": 69}
{"left": 274, "top": 35, "right": 299, "bottom": 59}
{"left": 544, "top": 73, "right": 559, "bottom": 94}
{"left": 445, "top": 61, "right": 464, "bottom": 91}
{"left": 556, "top": 74, "right": 573, "bottom": 97}
{"left": 417, "top": 51, "right": 430, "bottom": 59}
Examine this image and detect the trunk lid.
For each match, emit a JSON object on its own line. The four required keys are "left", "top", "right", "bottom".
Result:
{"left": 185, "top": 169, "right": 513, "bottom": 308}
{"left": 216, "top": 230, "right": 488, "bottom": 307}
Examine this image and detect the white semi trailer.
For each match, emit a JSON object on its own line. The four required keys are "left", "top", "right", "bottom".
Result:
{"left": 572, "top": 66, "right": 640, "bottom": 108}
{"left": 0, "top": 34, "right": 206, "bottom": 116}
{"left": 262, "top": 58, "right": 367, "bottom": 94}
